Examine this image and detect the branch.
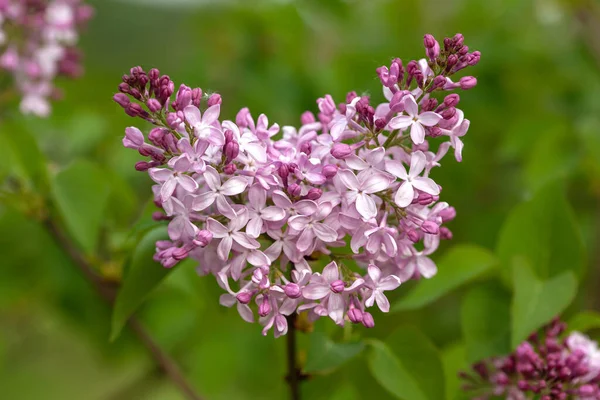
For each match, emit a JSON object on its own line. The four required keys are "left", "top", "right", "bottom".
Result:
{"left": 42, "top": 217, "right": 203, "bottom": 400}
{"left": 285, "top": 314, "right": 301, "bottom": 400}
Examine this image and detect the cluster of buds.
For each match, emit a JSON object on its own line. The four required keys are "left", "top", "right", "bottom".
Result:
{"left": 115, "top": 33, "right": 479, "bottom": 337}
{"left": 0, "top": 0, "right": 93, "bottom": 116}
{"left": 462, "top": 319, "right": 600, "bottom": 399}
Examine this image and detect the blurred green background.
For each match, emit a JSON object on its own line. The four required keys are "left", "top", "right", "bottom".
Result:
{"left": 1, "top": 0, "right": 600, "bottom": 399}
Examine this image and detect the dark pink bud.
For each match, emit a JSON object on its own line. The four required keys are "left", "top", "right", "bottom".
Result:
{"left": 446, "top": 54, "right": 458, "bottom": 68}
{"left": 424, "top": 34, "right": 440, "bottom": 60}
{"left": 300, "top": 141, "right": 311, "bottom": 155}
{"left": 416, "top": 192, "right": 434, "bottom": 205}
{"left": 407, "top": 229, "right": 420, "bottom": 243}
{"left": 306, "top": 188, "right": 322, "bottom": 200}
{"left": 148, "top": 127, "right": 165, "bottom": 146}
{"left": 517, "top": 381, "right": 529, "bottom": 391}
{"left": 288, "top": 184, "right": 301, "bottom": 197}
{"left": 225, "top": 141, "right": 239, "bottom": 163}
{"left": 236, "top": 292, "right": 252, "bottom": 304}
{"left": 322, "top": 164, "right": 338, "bottom": 179}
{"left": 439, "top": 227, "right": 453, "bottom": 240}
{"left": 429, "top": 76, "right": 446, "bottom": 92}
{"left": 301, "top": 111, "right": 316, "bottom": 125}
{"left": 284, "top": 283, "right": 301, "bottom": 299}
{"left": 172, "top": 247, "right": 190, "bottom": 260}
{"left": 194, "top": 230, "right": 213, "bottom": 247}
{"left": 361, "top": 312, "right": 375, "bottom": 328}
{"left": 442, "top": 107, "right": 456, "bottom": 120}
{"left": 453, "top": 33, "right": 465, "bottom": 48}
{"left": 459, "top": 76, "right": 477, "bottom": 90}
{"left": 224, "top": 129, "right": 234, "bottom": 144}
{"left": 443, "top": 94, "right": 460, "bottom": 107}
{"left": 191, "top": 88, "right": 202, "bottom": 107}
{"left": 223, "top": 163, "right": 237, "bottom": 175}
{"left": 421, "top": 221, "right": 439, "bottom": 235}
{"left": 348, "top": 307, "right": 363, "bottom": 324}
{"left": 468, "top": 51, "right": 481, "bottom": 66}
{"left": 113, "top": 93, "right": 130, "bottom": 108}
{"left": 207, "top": 93, "right": 222, "bottom": 106}
{"left": 126, "top": 103, "right": 144, "bottom": 117}
{"left": 331, "top": 143, "right": 353, "bottom": 159}
{"left": 346, "top": 91, "right": 358, "bottom": 103}
{"left": 236, "top": 107, "right": 250, "bottom": 128}
{"left": 152, "top": 211, "right": 168, "bottom": 221}
{"left": 146, "top": 98, "right": 162, "bottom": 113}
{"left": 278, "top": 164, "right": 290, "bottom": 180}
{"left": 330, "top": 280, "right": 345, "bottom": 293}
{"left": 439, "top": 206, "right": 456, "bottom": 222}
{"left": 579, "top": 385, "right": 596, "bottom": 396}
{"left": 428, "top": 126, "right": 442, "bottom": 138}
{"left": 175, "top": 84, "right": 192, "bottom": 110}
{"left": 424, "top": 34, "right": 436, "bottom": 49}
{"left": 258, "top": 297, "right": 271, "bottom": 317}
{"left": 135, "top": 161, "right": 151, "bottom": 171}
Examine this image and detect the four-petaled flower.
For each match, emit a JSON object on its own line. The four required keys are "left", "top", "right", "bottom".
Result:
{"left": 364, "top": 264, "right": 401, "bottom": 312}
{"left": 388, "top": 95, "right": 442, "bottom": 144}
{"left": 385, "top": 151, "right": 440, "bottom": 207}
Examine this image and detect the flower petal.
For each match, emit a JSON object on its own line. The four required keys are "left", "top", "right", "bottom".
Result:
{"left": 403, "top": 95, "right": 418, "bottom": 117}
{"left": 288, "top": 215, "right": 310, "bottom": 231}
{"left": 313, "top": 223, "right": 338, "bottom": 243}
{"left": 261, "top": 206, "right": 286, "bottom": 221}
{"left": 296, "top": 227, "right": 315, "bottom": 252}
{"left": 337, "top": 169, "right": 359, "bottom": 191}
{"left": 183, "top": 105, "right": 201, "bottom": 127}
{"left": 417, "top": 111, "right": 442, "bottom": 126}
{"left": 217, "top": 236, "right": 233, "bottom": 260}
{"left": 356, "top": 193, "right": 377, "bottom": 220}
{"left": 367, "top": 264, "right": 381, "bottom": 283}
{"left": 232, "top": 232, "right": 260, "bottom": 249}
{"left": 408, "top": 151, "right": 427, "bottom": 177}
{"left": 328, "top": 293, "right": 345, "bottom": 325}
{"left": 387, "top": 115, "right": 413, "bottom": 130}
{"left": 202, "top": 104, "right": 221, "bottom": 125}
{"left": 322, "top": 262, "right": 340, "bottom": 282}
{"left": 207, "top": 218, "right": 229, "bottom": 237}
{"left": 410, "top": 122, "right": 426, "bottom": 144}
{"left": 177, "top": 174, "right": 199, "bottom": 192}
{"left": 192, "top": 191, "right": 216, "bottom": 211}
{"left": 394, "top": 181, "right": 414, "bottom": 207}
{"left": 202, "top": 166, "right": 221, "bottom": 191}
{"left": 220, "top": 177, "right": 248, "bottom": 196}
{"left": 302, "top": 283, "right": 330, "bottom": 300}
{"left": 412, "top": 177, "right": 440, "bottom": 195}
{"left": 385, "top": 159, "right": 408, "bottom": 180}
{"left": 361, "top": 172, "right": 391, "bottom": 194}
{"left": 374, "top": 291, "right": 391, "bottom": 312}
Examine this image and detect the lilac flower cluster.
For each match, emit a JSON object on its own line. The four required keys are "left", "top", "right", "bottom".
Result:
{"left": 462, "top": 319, "right": 600, "bottom": 399}
{"left": 0, "top": 0, "right": 93, "bottom": 116}
{"left": 115, "top": 34, "right": 480, "bottom": 337}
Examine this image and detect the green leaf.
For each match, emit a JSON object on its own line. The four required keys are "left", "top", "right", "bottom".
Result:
{"left": 367, "top": 340, "right": 428, "bottom": 400}
{"left": 511, "top": 258, "right": 578, "bottom": 348}
{"left": 0, "top": 128, "right": 48, "bottom": 190}
{"left": 461, "top": 282, "right": 511, "bottom": 362}
{"left": 393, "top": 244, "right": 498, "bottom": 311}
{"left": 496, "top": 181, "right": 585, "bottom": 282}
{"left": 304, "top": 332, "right": 364, "bottom": 373}
{"left": 111, "top": 226, "right": 174, "bottom": 341}
{"left": 441, "top": 343, "right": 469, "bottom": 400}
{"left": 567, "top": 311, "right": 600, "bottom": 333}
{"left": 51, "top": 160, "right": 111, "bottom": 255}
{"left": 367, "top": 327, "right": 445, "bottom": 400}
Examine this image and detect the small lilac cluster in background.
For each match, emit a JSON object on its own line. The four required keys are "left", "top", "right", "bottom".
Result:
{"left": 0, "top": 0, "right": 93, "bottom": 116}
{"left": 462, "top": 319, "right": 600, "bottom": 400}
{"left": 114, "top": 34, "right": 480, "bottom": 337}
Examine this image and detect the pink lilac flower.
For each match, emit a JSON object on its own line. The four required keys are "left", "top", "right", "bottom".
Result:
{"left": 0, "top": 0, "right": 93, "bottom": 116}
{"left": 462, "top": 318, "right": 600, "bottom": 400}
{"left": 115, "top": 33, "right": 480, "bottom": 335}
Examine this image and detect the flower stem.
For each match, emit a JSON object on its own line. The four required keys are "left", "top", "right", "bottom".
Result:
{"left": 285, "top": 314, "right": 301, "bottom": 400}
{"left": 42, "top": 216, "right": 203, "bottom": 400}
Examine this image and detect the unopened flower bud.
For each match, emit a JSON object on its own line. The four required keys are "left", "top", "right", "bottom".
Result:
{"left": 225, "top": 141, "right": 239, "bottom": 163}
{"left": 258, "top": 297, "right": 271, "bottom": 317}
{"left": 123, "top": 126, "right": 145, "bottom": 149}
{"left": 236, "top": 107, "right": 250, "bottom": 128}
{"left": 442, "top": 107, "right": 456, "bottom": 120}
{"left": 284, "top": 283, "right": 301, "bottom": 299}
{"left": 459, "top": 76, "right": 477, "bottom": 90}
{"left": 407, "top": 229, "right": 420, "bottom": 243}
{"left": 223, "top": 163, "right": 237, "bottom": 175}
{"left": 306, "top": 188, "right": 322, "bottom": 200}
{"left": 443, "top": 94, "right": 460, "bottom": 107}
{"left": 440, "top": 227, "right": 453, "bottom": 240}
{"left": 428, "top": 126, "right": 442, "bottom": 138}
{"left": 322, "top": 164, "right": 338, "bottom": 179}
{"left": 194, "top": 230, "right": 213, "bottom": 247}
{"left": 362, "top": 312, "right": 375, "bottom": 328}
{"left": 348, "top": 307, "right": 363, "bottom": 323}
{"left": 146, "top": 98, "right": 162, "bottom": 113}
{"left": 236, "top": 292, "right": 252, "bottom": 304}
{"left": 172, "top": 247, "right": 190, "bottom": 260}
{"left": 300, "top": 141, "right": 311, "bottom": 155}
{"left": 421, "top": 221, "right": 440, "bottom": 235}
{"left": 113, "top": 93, "right": 130, "bottom": 108}
{"left": 439, "top": 206, "right": 456, "bottom": 222}
{"left": 446, "top": 54, "right": 458, "bottom": 68}
{"left": 330, "top": 279, "right": 345, "bottom": 293}
{"left": 331, "top": 143, "right": 353, "bottom": 159}
{"left": 301, "top": 111, "right": 315, "bottom": 125}
{"left": 207, "top": 93, "right": 222, "bottom": 106}
{"left": 135, "top": 161, "right": 151, "bottom": 171}
{"left": 288, "top": 184, "right": 301, "bottom": 197}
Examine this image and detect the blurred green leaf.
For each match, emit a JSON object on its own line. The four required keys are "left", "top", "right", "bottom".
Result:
{"left": 51, "top": 160, "right": 111, "bottom": 255}
{"left": 304, "top": 332, "right": 364, "bottom": 373}
{"left": 496, "top": 181, "right": 585, "bottom": 282}
{"left": 367, "top": 327, "right": 444, "bottom": 400}
{"left": 461, "top": 282, "right": 511, "bottom": 363}
{"left": 511, "top": 258, "right": 577, "bottom": 348}
{"left": 0, "top": 128, "right": 48, "bottom": 190}
{"left": 441, "top": 343, "right": 470, "bottom": 400}
{"left": 111, "top": 225, "right": 173, "bottom": 341}
{"left": 367, "top": 340, "right": 428, "bottom": 400}
{"left": 566, "top": 311, "right": 600, "bottom": 334}
{"left": 393, "top": 244, "right": 498, "bottom": 312}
